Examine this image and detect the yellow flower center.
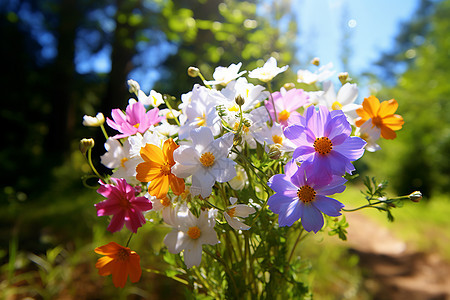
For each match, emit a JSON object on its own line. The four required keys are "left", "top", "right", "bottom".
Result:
{"left": 117, "top": 248, "right": 130, "bottom": 261}
{"left": 228, "top": 105, "right": 239, "bottom": 112}
{"left": 297, "top": 185, "right": 316, "bottom": 203}
{"left": 200, "top": 152, "right": 215, "bottom": 167}
{"left": 187, "top": 226, "right": 201, "bottom": 240}
{"left": 195, "top": 113, "right": 206, "bottom": 127}
{"left": 133, "top": 123, "right": 140, "bottom": 129}
{"left": 160, "top": 197, "right": 171, "bottom": 207}
{"left": 227, "top": 207, "right": 236, "bottom": 218}
{"left": 313, "top": 137, "right": 333, "bottom": 155}
{"left": 160, "top": 162, "right": 171, "bottom": 176}
{"left": 331, "top": 101, "right": 343, "bottom": 110}
{"left": 272, "top": 135, "right": 283, "bottom": 144}
{"left": 120, "top": 157, "right": 128, "bottom": 168}
{"left": 372, "top": 116, "right": 383, "bottom": 128}
{"left": 278, "top": 110, "right": 290, "bottom": 122}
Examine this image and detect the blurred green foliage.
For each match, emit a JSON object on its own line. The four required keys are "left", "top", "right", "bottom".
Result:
{"left": 365, "top": 0, "right": 450, "bottom": 197}
{"left": 158, "top": 0, "right": 298, "bottom": 95}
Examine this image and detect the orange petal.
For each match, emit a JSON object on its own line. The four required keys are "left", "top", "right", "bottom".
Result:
{"left": 94, "top": 242, "right": 121, "bottom": 255}
{"left": 96, "top": 256, "right": 114, "bottom": 276}
{"left": 169, "top": 175, "right": 185, "bottom": 196}
{"left": 127, "top": 253, "right": 142, "bottom": 283}
{"left": 163, "top": 139, "right": 179, "bottom": 165}
{"left": 354, "top": 117, "right": 367, "bottom": 128}
{"left": 112, "top": 260, "right": 128, "bottom": 288}
{"left": 382, "top": 114, "right": 404, "bottom": 130}
{"left": 380, "top": 125, "right": 397, "bottom": 140}
{"left": 140, "top": 144, "right": 165, "bottom": 164}
{"left": 136, "top": 162, "right": 163, "bottom": 182}
{"left": 148, "top": 176, "right": 169, "bottom": 199}
{"left": 362, "top": 96, "right": 380, "bottom": 119}
{"left": 378, "top": 99, "right": 399, "bottom": 117}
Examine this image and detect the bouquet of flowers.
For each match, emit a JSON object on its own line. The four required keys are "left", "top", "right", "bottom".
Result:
{"left": 80, "top": 57, "right": 419, "bottom": 298}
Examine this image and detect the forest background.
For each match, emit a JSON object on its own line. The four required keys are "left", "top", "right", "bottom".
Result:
{"left": 1, "top": 0, "right": 449, "bottom": 298}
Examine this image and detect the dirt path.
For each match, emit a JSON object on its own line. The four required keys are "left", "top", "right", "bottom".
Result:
{"left": 345, "top": 213, "right": 450, "bottom": 300}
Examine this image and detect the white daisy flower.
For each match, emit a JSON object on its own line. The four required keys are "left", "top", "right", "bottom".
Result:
{"left": 177, "top": 84, "right": 224, "bottom": 140}
{"left": 224, "top": 197, "right": 256, "bottom": 231}
{"left": 163, "top": 205, "right": 218, "bottom": 268}
{"left": 205, "top": 62, "right": 246, "bottom": 86}
{"left": 317, "top": 81, "right": 361, "bottom": 124}
{"left": 248, "top": 57, "right": 288, "bottom": 82}
{"left": 172, "top": 127, "right": 237, "bottom": 198}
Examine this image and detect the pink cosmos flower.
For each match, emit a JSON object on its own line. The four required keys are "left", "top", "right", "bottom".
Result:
{"left": 95, "top": 178, "right": 153, "bottom": 233}
{"left": 265, "top": 88, "right": 309, "bottom": 127}
{"left": 106, "top": 101, "right": 164, "bottom": 139}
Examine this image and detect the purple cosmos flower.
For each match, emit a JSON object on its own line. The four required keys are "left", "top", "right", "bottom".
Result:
{"left": 284, "top": 105, "right": 366, "bottom": 184}
{"left": 96, "top": 178, "right": 153, "bottom": 233}
{"left": 267, "top": 160, "right": 346, "bottom": 232}
{"left": 106, "top": 101, "right": 164, "bottom": 139}
{"left": 265, "top": 88, "right": 309, "bottom": 127}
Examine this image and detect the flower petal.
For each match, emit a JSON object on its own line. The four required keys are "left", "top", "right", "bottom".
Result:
{"left": 312, "top": 195, "right": 344, "bottom": 217}
{"left": 301, "top": 204, "right": 324, "bottom": 233}
{"left": 378, "top": 99, "right": 398, "bottom": 118}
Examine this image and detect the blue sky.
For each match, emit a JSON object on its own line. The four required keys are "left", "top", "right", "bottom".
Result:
{"left": 295, "top": 0, "right": 420, "bottom": 75}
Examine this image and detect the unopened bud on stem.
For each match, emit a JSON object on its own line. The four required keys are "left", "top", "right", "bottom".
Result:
{"left": 188, "top": 66, "right": 200, "bottom": 77}
{"left": 235, "top": 95, "right": 245, "bottom": 106}
{"left": 338, "top": 72, "right": 350, "bottom": 85}
{"left": 80, "top": 138, "right": 95, "bottom": 155}
{"left": 409, "top": 191, "right": 422, "bottom": 202}
{"left": 268, "top": 144, "right": 282, "bottom": 160}
{"left": 283, "top": 83, "right": 295, "bottom": 90}
{"left": 311, "top": 57, "right": 320, "bottom": 66}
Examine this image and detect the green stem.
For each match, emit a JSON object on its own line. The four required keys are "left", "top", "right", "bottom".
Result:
{"left": 163, "top": 97, "right": 181, "bottom": 127}
{"left": 100, "top": 124, "right": 109, "bottom": 140}
{"left": 198, "top": 72, "right": 212, "bottom": 89}
{"left": 125, "top": 232, "right": 133, "bottom": 248}
{"left": 144, "top": 268, "right": 189, "bottom": 286}
{"left": 87, "top": 148, "right": 102, "bottom": 179}
{"left": 267, "top": 81, "right": 277, "bottom": 123}
{"left": 343, "top": 196, "right": 410, "bottom": 212}
{"left": 204, "top": 249, "right": 239, "bottom": 297}
{"left": 287, "top": 228, "right": 304, "bottom": 265}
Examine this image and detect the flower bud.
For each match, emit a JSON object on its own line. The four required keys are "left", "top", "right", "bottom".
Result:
{"left": 409, "top": 191, "right": 422, "bottom": 202}
{"left": 311, "top": 57, "right": 320, "bottom": 66}
{"left": 235, "top": 95, "right": 245, "bottom": 106}
{"left": 338, "top": 72, "right": 350, "bottom": 85}
{"left": 80, "top": 138, "right": 95, "bottom": 155}
{"left": 216, "top": 104, "right": 226, "bottom": 117}
{"left": 283, "top": 82, "right": 295, "bottom": 90}
{"left": 82, "top": 113, "right": 105, "bottom": 127}
{"left": 268, "top": 144, "right": 281, "bottom": 160}
{"left": 187, "top": 66, "right": 200, "bottom": 77}
{"left": 233, "top": 134, "right": 242, "bottom": 146}
{"left": 127, "top": 79, "right": 140, "bottom": 95}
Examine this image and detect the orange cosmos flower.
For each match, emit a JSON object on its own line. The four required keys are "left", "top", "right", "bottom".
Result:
{"left": 355, "top": 95, "right": 404, "bottom": 140}
{"left": 95, "top": 242, "right": 141, "bottom": 288}
{"left": 136, "top": 138, "right": 185, "bottom": 199}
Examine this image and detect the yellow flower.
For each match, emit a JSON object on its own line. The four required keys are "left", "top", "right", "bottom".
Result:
{"left": 355, "top": 96, "right": 404, "bottom": 140}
